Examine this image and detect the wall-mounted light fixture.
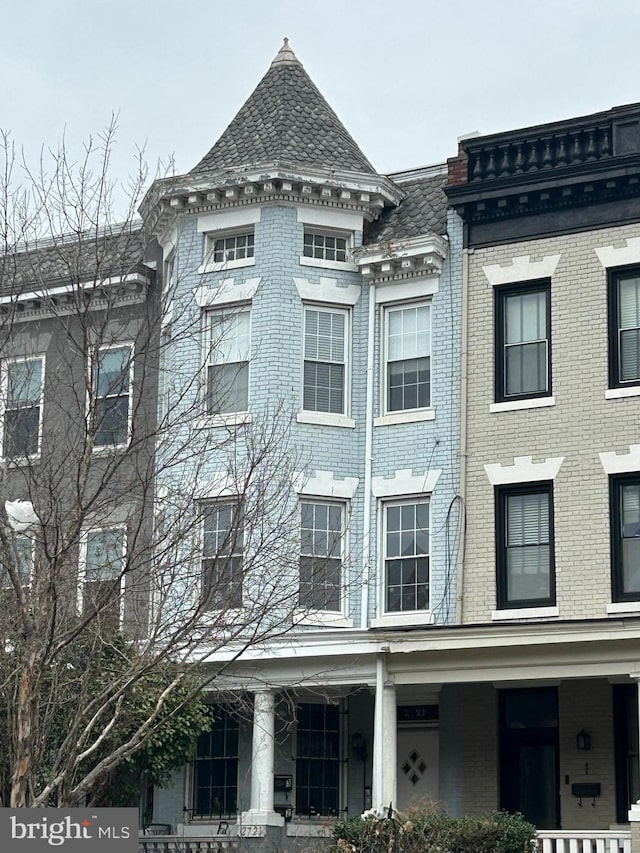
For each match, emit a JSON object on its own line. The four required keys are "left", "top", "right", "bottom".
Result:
{"left": 576, "top": 729, "right": 591, "bottom": 750}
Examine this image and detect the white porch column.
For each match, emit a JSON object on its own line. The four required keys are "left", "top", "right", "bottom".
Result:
{"left": 372, "top": 652, "right": 397, "bottom": 814}
{"left": 241, "top": 691, "right": 284, "bottom": 827}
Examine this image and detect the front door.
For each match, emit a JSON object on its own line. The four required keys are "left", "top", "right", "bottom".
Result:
{"left": 397, "top": 727, "right": 439, "bottom": 810}
{"left": 500, "top": 688, "right": 559, "bottom": 829}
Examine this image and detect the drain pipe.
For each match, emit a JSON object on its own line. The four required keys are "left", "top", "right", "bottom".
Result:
{"left": 455, "top": 245, "right": 470, "bottom": 624}
{"left": 360, "top": 279, "right": 376, "bottom": 629}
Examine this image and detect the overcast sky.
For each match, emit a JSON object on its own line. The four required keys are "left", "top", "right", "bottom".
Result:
{"left": 3, "top": 0, "right": 640, "bottom": 210}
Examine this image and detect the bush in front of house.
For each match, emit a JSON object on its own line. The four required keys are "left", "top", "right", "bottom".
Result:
{"left": 331, "top": 805, "right": 536, "bottom": 853}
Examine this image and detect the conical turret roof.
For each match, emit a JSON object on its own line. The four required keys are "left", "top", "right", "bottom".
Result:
{"left": 190, "top": 39, "right": 377, "bottom": 177}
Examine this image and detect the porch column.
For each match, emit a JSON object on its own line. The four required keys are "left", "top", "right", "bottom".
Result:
{"left": 241, "top": 691, "right": 284, "bottom": 827}
{"left": 372, "top": 652, "right": 397, "bottom": 814}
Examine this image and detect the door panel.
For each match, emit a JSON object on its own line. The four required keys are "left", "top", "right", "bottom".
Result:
{"left": 397, "top": 728, "right": 439, "bottom": 810}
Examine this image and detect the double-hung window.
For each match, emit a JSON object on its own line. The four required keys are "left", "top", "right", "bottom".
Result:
{"left": 81, "top": 527, "right": 125, "bottom": 618}
{"left": 495, "top": 281, "right": 551, "bottom": 402}
{"left": 608, "top": 267, "right": 640, "bottom": 388}
{"left": 201, "top": 502, "right": 243, "bottom": 609}
{"left": 205, "top": 308, "right": 250, "bottom": 414}
{"left": 2, "top": 357, "right": 44, "bottom": 458}
{"left": 94, "top": 345, "right": 132, "bottom": 448}
{"left": 193, "top": 706, "right": 239, "bottom": 818}
{"left": 299, "top": 501, "right": 343, "bottom": 612}
{"left": 303, "top": 307, "right": 347, "bottom": 414}
{"left": 383, "top": 500, "right": 430, "bottom": 613}
{"left": 610, "top": 475, "right": 640, "bottom": 601}
{"left": 496, "top": 483, "right": 555, "bottom": 609}
{"left": 384, "top": 303, "right": 431, "bottom": 412}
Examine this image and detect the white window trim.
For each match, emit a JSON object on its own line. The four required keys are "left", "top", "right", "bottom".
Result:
{"left": 381, "top": 300, "right": 432, "bottom": 418}
{"left": 202, "top": 306, "right": 251, "bottom": 418}
{"left": 599, "top": 444, "right": 640, "bottom": 475}
{"left": 607, "top": 601, "right": 640, "bottom": 615}
{"left": 91, "top": 343, "right": 134, "bottom": 453}
{"left": 377, "top": 496, "right": 432, "bottom": 621}
{"left": 489, "top": 396, "right": 555, "bottom": 413}
{"left": 299, "top": 227, "right": 357, "bottom": 272}
{"left": 298, "top": 497, "right": 349, "bottom": 620}
{"left": 300, "top": 303, "right": 351, "bottom": 419}
{"left": 374, "top": 409, "right": 435, "bottom": 427}
{"left": 199, "top": 227, "right": 256, "bottom": 275}
{"left": 0, "top": 354, "right": 46, "bottom": 460}
{"left": 292, "top": 469, "right": 359, "bottom": 500}
{"left": 605, "top": 386, "right": 640, "bottom": 400}
{"left": 296, "top": 411, "right": 355, "bottom": 429}
{"left": 77, "top": 525, "right": 126, "bottom": 625}
{"left": 482, "top": 253, "right": 561, "bottom": 286}
{"left": 491, "top": 605, "right": 559, "bottom": 620}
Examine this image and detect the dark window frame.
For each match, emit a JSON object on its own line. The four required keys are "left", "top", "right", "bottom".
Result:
{"left": 495, "top": 482, "right": 556, "bottom": 610}
{"left": 295, "top": 702, "right": 340, "bottom": 817}
{"left": 494, "top": 279, "right": 551, "bottom": 403}
{"left": 608, "top": 264, "right": 640, "bottom": 389}
{"left": 201, "top": 501, "right": 244, "bottom": 610}
{"left": 610, "top": 474, "right": 640, "bottom": 602}
{"left": 193, "top": 706, "right": 239, "bottom": 818}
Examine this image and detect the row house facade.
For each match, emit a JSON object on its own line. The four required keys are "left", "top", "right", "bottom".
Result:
{"left": 140, "top": 41, "right": 463, "bottom": 846}
{"left": 446, "top": 104, "right": 640, "bottom": 833}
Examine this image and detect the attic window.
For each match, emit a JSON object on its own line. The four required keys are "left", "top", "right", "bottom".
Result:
{"left": 201, "top": 230, "right": 256, "bottom": 273}
{"left": 303, "top": 231, "right": 348, "bottom": 263}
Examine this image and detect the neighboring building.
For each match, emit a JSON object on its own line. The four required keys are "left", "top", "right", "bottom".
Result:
{"left": 446, "top": 104, "right": 640, "bottom": 830}
{"left": 0, "top": 228, "right": 158, "bottom": 635}
{"left": 139, "top": 41, "right": 461, "bottom": 845}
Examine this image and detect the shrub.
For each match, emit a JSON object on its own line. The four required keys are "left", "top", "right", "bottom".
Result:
{"left": 331, "top": 807, "right": 536, "bottom": 853}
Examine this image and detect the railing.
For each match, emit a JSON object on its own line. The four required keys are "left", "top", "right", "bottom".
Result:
{"left": 139, "top": 838, "right": 222, "bottom": 853}
{"left": 466, "top": 124, "right": 612, "bottom": 183}
{"left": 537, "top": 830, "right": 631, "bottom": 853}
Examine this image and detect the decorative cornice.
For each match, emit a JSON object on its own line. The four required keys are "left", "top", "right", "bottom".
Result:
{"left": 355, "top": 233, "right": 448, "bottom": 281}
{"left": 141, "top": 166, "right": 404, "bottom": 239}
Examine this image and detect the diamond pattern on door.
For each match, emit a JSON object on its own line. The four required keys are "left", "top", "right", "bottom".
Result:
{"left": 401, "top": 748, "right": 428, "bottom": 785}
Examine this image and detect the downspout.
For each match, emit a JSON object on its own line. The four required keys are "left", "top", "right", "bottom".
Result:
{"left": 360, "top": 278, "right": 376, "bottom": 629}
{"left": 455, "top": 244, "right": 470, "bottom": 624}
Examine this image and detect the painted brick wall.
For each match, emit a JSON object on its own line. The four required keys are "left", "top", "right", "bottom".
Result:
{"left": 160, "top": 199, "right": 461, "bottom": 628}
{"left": 462, "top": 221, "right": 640, "bottom": 623}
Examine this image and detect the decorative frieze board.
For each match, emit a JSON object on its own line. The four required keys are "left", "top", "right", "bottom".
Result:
{"left": 142, "top": 165, "right": 405, "bottom": 238}
{"left": 355, "top": 233, "right": 448, "bottom": 281}
{"left": 0, "top": 272, "right": 151, "bottom": 322}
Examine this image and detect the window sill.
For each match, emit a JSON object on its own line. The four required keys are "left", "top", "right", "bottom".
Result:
{"left": 198, "top": 257, "right": 256, "bottom": 274}
{"left": 294, "top": 609, "right": 352, "bottom": 627}
{"left": 607, "top": 601, "right": 640, "bottom": 615}
{"left": 92, "top": 443, "right": 129, "bottom": 454}
{"left": 374, "top": 409, "right": 435, "bottom": 427}
{"left": 296, "top": 411, "right": 355, "bottom": 428}
{"left": 605, "top": 386, "right": 640, "bottom": 399}
{"left": 299, "top": 256, "right": 358, "bottom": 273}
{"left": 491, "top": 605, "right": 559, "bottom": 620}
{"left": 489, "top": 396, "right": 555, "bottom": 413}
{"left": 370, "top": 611, "right": 434, "bottom": 628}
{"left": 195, "top": 412, "right": 252, "bottom": 429}
{"left": 3, "top": 454, "right": 41, "bottom": 467}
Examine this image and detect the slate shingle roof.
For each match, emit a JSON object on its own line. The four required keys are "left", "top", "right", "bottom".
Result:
{"left": 0, "top": 227, "right": 145, "bottom": 295}
{"left": 366, "top": 172, "right": 448, "bottom": 243}
{"left": 190, "top": 40, "right": 377, "bottom": 177}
